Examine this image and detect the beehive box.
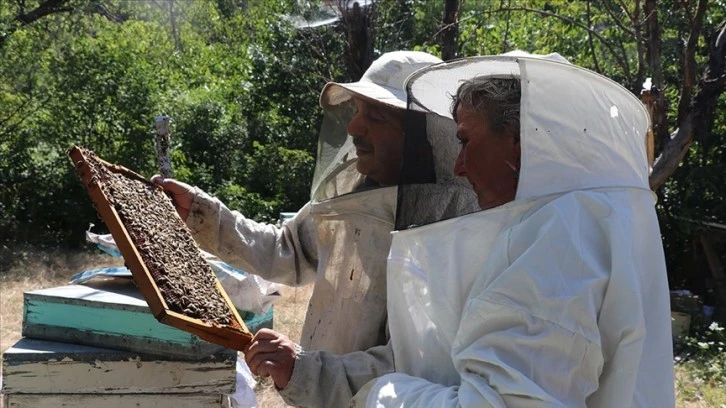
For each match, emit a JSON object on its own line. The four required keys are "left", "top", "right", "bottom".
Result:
{"left": 2, "top": 338, "right": 235, "bottom": 407}
{"left": 3, "top": 394, "right": 227, "bottom": 408}
{"left": 22, "top": 282, "right": 273, "bottom": 359}
{"left": 1, "top": 338, "right": 236, "bottom": 394}
{"left": 22, "top": 282, "right": 224, "bottom": 359}
{"left": 68, "top": 146, "right": 252, "bottom": 351}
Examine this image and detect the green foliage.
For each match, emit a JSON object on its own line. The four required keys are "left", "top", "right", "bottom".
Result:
{"left": 680, "top": 322, "right": 726, "bottom": 387}
{"left": 0, "top": 0, "right": 332, "bottom": 247}
{"left": 0, "top": 0, "right": 724, "bottom": 281}
{"left": 244, "top": 141, "right": 314, "bottom": 210}
{"left": 172, "top": 98, "right": 249, "bottom": 189}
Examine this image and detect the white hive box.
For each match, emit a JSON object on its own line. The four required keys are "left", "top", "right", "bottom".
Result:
{"left": 1, "top": 338, "right": 236, "bottom": 407}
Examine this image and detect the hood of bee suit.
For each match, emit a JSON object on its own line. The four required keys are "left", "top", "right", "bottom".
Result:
{"left": 405, "top": 56, "right": 651, "bottom": 202}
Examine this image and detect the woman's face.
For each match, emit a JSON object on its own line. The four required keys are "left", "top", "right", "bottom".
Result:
{"left": 347, "top": 97, "right": 405, "bottom": 186}
{"left": 454, "top": 104, "right": 521, "bottom": 210}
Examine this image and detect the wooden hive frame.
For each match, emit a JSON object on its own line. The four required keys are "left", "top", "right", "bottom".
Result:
{"left": 68, "top": 146, "right": 252, "bottom": 352}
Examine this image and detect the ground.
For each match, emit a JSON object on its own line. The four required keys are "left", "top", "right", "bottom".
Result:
{"left": 0, "top": 248, "right": 725, "bottom": 407}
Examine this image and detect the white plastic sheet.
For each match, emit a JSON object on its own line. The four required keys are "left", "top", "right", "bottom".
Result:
{"left": 85, "top": 231, "right": 280, "bottom": 315}
{"left": 227, "top": 356, "right": 258, "bottom": 408}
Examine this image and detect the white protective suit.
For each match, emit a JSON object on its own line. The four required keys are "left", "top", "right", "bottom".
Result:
{"left": 187, "top": 183, "right": 395, "bottom": 354}
{"left": 350, "top": 56, "right": 675, "bottom": 407}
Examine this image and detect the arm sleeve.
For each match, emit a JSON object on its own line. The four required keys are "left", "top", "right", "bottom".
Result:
{"left": 353, "top": 297, "right": 602, "bottom": 408}
{"left": 185, "top": 188, "right": 319, "bottom": 287}
{"left": 278, "top": 342, "right": 395, "bottom": 408}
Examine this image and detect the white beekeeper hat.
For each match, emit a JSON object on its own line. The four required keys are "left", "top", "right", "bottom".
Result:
{"left": 320, "top": 51, "right": 443, "bottom": 109}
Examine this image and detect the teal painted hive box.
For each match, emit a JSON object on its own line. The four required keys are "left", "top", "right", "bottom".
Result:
{"left": 22, "top": 280, "right": 273, "bottom": 360}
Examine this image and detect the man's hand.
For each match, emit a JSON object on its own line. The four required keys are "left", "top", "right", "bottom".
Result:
{"left": 244, "top": 329, "right": 298, "bottom": 390}
{"left": 151, "top": 176, "right": 195, "bottom": 221}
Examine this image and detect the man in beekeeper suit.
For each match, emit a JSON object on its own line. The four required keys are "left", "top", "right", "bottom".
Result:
{"left": 155, "top": 51, "right": 475, "bottom": 363}
{"left": 247, "top": 54, "right": 675, "bottom": 407}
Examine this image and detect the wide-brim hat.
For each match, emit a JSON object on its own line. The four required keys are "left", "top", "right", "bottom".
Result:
{"left": 320, "top": 51, "right": 443, "bottom": 109}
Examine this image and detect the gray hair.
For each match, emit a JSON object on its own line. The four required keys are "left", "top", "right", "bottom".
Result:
{"left": 451, "top": 76, "right": 521, "bottom": 141}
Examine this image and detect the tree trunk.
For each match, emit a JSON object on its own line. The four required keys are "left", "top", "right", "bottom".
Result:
{"left": 440, "top": 0, "right": 461, "bottom": 61}
{"left": 649, "top": 20, "right": 726, "bottom": 190}
{"left": 339, "top": 1, "right": 375, "bottom": 80}
{"left": 644, "top": 0, "right": 669, "bottom": 158}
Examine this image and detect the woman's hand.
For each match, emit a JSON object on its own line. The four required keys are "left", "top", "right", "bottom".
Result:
{"left": 244, "top": 328, "right": 298, "bottom": 390}
{"left": 151, "top": 176, "right": 195, "bottom": 221}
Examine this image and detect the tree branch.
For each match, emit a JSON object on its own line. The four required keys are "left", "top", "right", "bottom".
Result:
{"left": 692, "top": 20, "right": 726, "bottom": 144}
{"left": 632, "top": 0, "right": 647, "bottom": 92}
{"left": 586, "top": 1, "right": 601, "bottom": 72}
{"left": 676, "top": 0, "right": 708, "bottom": 123}
{"left": 0, "top": 93, "right": 52, "bottom": 140}
{"left": 598, "top": 0, "right": 637, "bottom": 38}
{"left": 14, "top": 0, "right": 74, "bottom": 25}
{"left": 1, "top": 1, "right": 124, "bottom": 48}
{"left": 650, "top": 20, "right": 726, "bottom": 190}
{"left": 501, "top": 0, "right": 512, "bottom": 54}
{"left": 644, "top": 0, "right": 669, "bottom": 157}
{"left": 495, "top": 6, "right": 632, "bottom": 84}
{"left": 0, "top": 97, "right": 34, "bottom": 136}
{"left": 87, "top": 2, "right": 127, "bottom": 23}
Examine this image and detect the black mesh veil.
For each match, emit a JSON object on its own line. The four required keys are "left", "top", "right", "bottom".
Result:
{"left": 310, "top": 100, "right": 367, "bottom": 202}
{"left": 395, "top": 77, "right": 480, "bottom": 230}
{"left": 396, "top": 57, "right": 525, "bottom": 230}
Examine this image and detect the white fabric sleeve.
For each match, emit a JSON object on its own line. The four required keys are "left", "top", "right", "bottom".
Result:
{"left": 354, "top": 297, "right": 602, "bottom": 408}
{"left": 278, "top": 343, "right": 395, "bottom": 408}
{"left": 185, "top": 188, "right": 318, "bottom": 287}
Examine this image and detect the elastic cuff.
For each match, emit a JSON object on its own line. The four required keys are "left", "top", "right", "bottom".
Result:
{"left": 274, "top": 344, "right": 304, "bottom": 391}
{"left": 278, "top": 348, "right": 313, "bottom": 406}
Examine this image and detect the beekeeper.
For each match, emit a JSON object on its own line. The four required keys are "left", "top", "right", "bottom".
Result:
{"left": 153, "top": 51, "right": 474, "bottom": 358}
{"left": 354, "top": 55, "right": 674, "bottom": 406}
{"left": 246, "top": 54, "right": 675, "bottom": 407}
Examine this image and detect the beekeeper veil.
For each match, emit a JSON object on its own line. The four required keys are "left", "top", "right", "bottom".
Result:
{"left": 395, "top": 52, "right": 578, "bottom": 230}
{"left": 310, "top": 51, "right": 444, "bottom": 202}
{"left": 394, "top": 104, "right": 481, "bottom": 229}
{"left": 403, "top": 54, "right": 651, "bottom": 204}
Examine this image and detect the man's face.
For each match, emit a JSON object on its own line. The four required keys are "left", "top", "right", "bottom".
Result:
{"left": 454, "top": 104, "right": 520, "bottom": 210}
{"left": 347, "top": 97, "right": 404, "bottom": 186}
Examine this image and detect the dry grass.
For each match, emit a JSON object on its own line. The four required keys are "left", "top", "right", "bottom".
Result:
{"left": 676, "top": 361, "right": 726, "bottom": 407}
{"left": 0, "top": 247, "right": 311, "bottom": 408}
{"left": 255, "top": 285, "right": 312, "bottom": 408}
{"left": 0, "top": 247, "right": 126, "bottom": 352}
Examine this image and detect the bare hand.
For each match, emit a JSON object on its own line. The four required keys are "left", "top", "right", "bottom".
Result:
{"left": 151, "top": 175, "right": 195, "bottom": 221}
{"left": 244, "top": 329, "right": 298, "bottom": 389}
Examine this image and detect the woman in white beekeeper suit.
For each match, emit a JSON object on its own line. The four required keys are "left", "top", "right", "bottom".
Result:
{"left": 346, "top": 55, "right": 676, "bottom": 406}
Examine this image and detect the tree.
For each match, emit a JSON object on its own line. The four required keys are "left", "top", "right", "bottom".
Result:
{"left": 439, "top": 0, "right": 460, "bottom": 60}
{"left": 0, "top": 0, "right": 126, "bottom": 48}
{"left": 1, "top": 0, "right": 724, "bottom": 269}
{"left": 336, "top": 0, "right": 376, "bottom": 80}
{"left": 455, "top": 0, "right": 726, "bottom": 191}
